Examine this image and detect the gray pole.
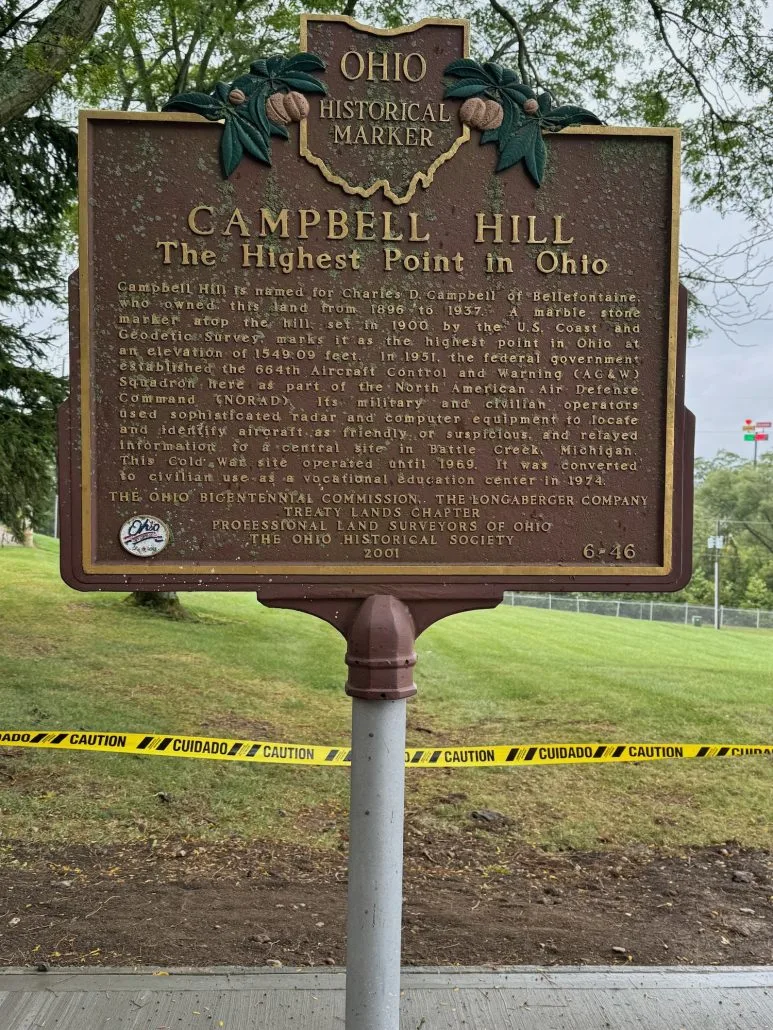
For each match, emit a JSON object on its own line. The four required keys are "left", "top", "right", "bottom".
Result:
{"left": 345, "top": 696, "right": 407, "bottom": 1030}
{"left": 714, "top": 519, "right": 721, "bottom": 631}
{"left": 343, "top": 594, "right": 417, "bottom": 1030}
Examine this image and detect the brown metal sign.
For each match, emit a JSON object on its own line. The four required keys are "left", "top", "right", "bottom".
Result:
{"left": 59, "top": 15, "right": 692, "bottom": 594}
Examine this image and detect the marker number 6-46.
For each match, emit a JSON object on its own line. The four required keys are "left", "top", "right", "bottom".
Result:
{"left": 582, "top": 543, "right": 636, "bottom": 560}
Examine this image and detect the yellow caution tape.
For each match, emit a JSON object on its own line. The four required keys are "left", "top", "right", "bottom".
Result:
{"left": 0, "top": 730, "right": 771, "bottom": 767}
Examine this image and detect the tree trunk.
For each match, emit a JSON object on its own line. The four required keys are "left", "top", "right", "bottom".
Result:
{"left": 125, "top": 590, "right": 192, "bottom": 619}
{"left": 0, "top": 0, "right": 108, "bottom": 125}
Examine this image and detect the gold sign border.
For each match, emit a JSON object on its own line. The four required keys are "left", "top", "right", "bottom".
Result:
{"left": 77, "top": 111, "right": 680, "bottom": 578}
{"left": 298, "top": 15, "right": 471, "bottom": 206}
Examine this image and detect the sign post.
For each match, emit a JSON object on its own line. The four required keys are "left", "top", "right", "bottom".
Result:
{"left": 59, "top": 15, "right": 693, "bottom": 1027}
{"left": 344, "top": 595, "right": 415, "bottom": 1030}
{"left": 743, "top": 419, "right": 770, "bottom": 465}
{"left": 346, "top": 694, "right": 407, "bottom": 1030}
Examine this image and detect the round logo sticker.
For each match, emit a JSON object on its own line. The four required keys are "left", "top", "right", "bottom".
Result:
{"left": 119, "top": 515, "right": 171, "bottom": 557}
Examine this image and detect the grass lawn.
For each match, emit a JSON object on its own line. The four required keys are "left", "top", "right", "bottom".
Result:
{"left": 0, "top": 537, "right": 771, "bottom": 852}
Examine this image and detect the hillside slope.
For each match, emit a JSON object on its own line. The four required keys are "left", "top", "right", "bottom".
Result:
{"left": 1, "top": 539, "right": 771, "bottom": 851}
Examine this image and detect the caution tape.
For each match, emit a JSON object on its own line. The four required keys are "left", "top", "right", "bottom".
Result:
{"left": 1, "top": 730, "right": 772, "bottom": 768}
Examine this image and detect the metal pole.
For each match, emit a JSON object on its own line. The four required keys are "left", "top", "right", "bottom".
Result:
{"left": 346, "top": 697, "right": 407, "bottom": 1030}
{"left": 714, "top": 557, "right": 720, "bottom": 629}
{"left": 343, "top": 594, "right": 417, "bottom": 1030}
{"left": 714, "top": 519, "right": 720, "bottom": 631}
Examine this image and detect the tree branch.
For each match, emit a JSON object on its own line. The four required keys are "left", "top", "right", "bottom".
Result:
{"left": 522, "top": 0, "right": 563, "bottom": 32}
{"left": 488, "top": 0, "right": 544, "bottom": 88}
{"left": 0, "top": 0, "right": 50, "bottom": 41}
{"left": 113, "top": 5, "right": 158, "bottom": 111}
{"left": 0, "top": 0, "right": 108, "bottom": 124}
{"left": 737, "top": 523, "right": 773, "bottom": 556}
{"left": 647, "top": 0, "right": 735, "bottom": 127}
{"left": 173, "top": 0, "right": 220, "bottom": 97}
{"left": 489, "top": 0, "right": 529, "bottom": 82}
{"left": 169, "top": 4, "right": 182, "bottom": 66}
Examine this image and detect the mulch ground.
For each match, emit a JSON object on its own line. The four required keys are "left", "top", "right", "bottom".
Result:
{"left": 1, "top": 822, "right": 770, "bottom": 969}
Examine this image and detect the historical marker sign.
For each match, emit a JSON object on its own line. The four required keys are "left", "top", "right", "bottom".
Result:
{"left": 60, "top": 15, "right": 692, "bottom": 592}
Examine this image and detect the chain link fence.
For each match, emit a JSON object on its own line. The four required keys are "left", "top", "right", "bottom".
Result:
{"left": 502, "top": 593, "right": 773, "bottom": 630}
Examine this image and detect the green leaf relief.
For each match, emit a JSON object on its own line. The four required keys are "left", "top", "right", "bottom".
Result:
{"left": 277, "top": 71, "right": 328, "bottom": 94}
{"left": 265, "top": 56, "right": 287, "bottom": 77}
{"left": 445, "top": 57, "right": 602, "bottom": 186}
{"left": 220, "top": 119, "right": 243, "bottom": 177}
{"left": 248, "top": 90, "right": 271, "bottom": 135}
{"left": 496, "top": 122, "right": 538, "bottom": 173}
{"left": 164, "top": 51, "right": 327, "bottom": 179}
{"left": 524, "top": 131, "right": 547, "bottom": 185}
{"left": 285, "top": 53, "right": 326, "bottom": 73}
{"left": 162, "top": 92, "right": 222, "bottom": 119}
{"left": 230, "top": 74, "right": 260, "bottom": 96}
{"left": 482, "top": 61, "right": 504, "bottom": 84}
{"left": 444, "top": 80, "right": 490, "bottom": 99}
{"left": 444, "top": 59, "right": 482, "bottom": 78}
{"left": 233, "top": 117, "right": 270, "bottom": 164}
{"left": 543, "top": 105, "right": 603, "bottom": 129}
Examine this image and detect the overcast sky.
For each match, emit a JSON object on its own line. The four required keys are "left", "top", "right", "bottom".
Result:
{"left": 682, "top": 206, "right": 773, "bottom": 461}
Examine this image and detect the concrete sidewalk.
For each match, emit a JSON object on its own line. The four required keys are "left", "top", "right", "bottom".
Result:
{"left": 1, "top": 966, "right": 772, "bottom": 1029}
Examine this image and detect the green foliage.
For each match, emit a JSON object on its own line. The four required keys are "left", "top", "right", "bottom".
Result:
{"left": 744, "top": 574, "right": 772, "bottom": 611}
{"left": 0, "top": 112, "right": 74, "bottom": 534}
{"left": 685, "top": 568, "right": 713, "bottom": 605}
{"left": 65, "top": 0, "right": 348, "bottom": 112}
{"left": 0, "top": 366, "right": 64, "bottom": 538}
{"left": 583, "top": 453, "right": 773, "bottom": 608}
{"left": 691, "top": 453, "right": 773, "bottom": 608}
{"left": 443, "top": 57, "right": 600, "bottom": 183}
{"left": 0, "top": 0, "right": 101, "bottom": 535}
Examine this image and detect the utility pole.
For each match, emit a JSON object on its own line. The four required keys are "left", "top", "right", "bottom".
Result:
{"left": 710, "top": 521, "right": 723, "bottom": 631}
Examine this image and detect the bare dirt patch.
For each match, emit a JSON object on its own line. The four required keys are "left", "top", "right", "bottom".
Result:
{"left": 198, "top": 714, "right": 281, "bottom": 741}
{"left": 0, "top": 827, "right": 770, "bottom": 969}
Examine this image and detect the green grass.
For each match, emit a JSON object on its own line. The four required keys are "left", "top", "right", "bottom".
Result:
{"left": 0, "top": 538, "right": 771, "bottom": 852}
